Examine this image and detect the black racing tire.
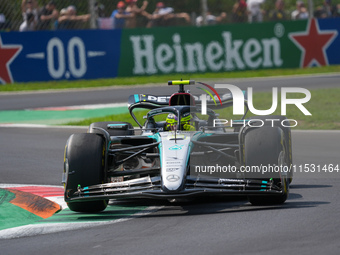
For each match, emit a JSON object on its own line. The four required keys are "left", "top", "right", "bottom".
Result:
{"left": 244, "top": 126, "right": 289, "bottom": 205}
{"left": 89, "top": 121, "right": 134, "bottom": 136}
{"left": 64, "top": 133, "right": 107, "bottom": 213}
{"left": 248, "top": 115, "right": 293, "bottom": 183}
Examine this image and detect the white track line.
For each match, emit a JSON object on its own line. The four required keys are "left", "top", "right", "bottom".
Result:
{"left": 27, "top": 102, "right": 126, "bottom": 111}
{"left": 0, "top": 184, "right": 163, "bottom": 239}
{"left": 1, "top": 72, "right": 339, "bottom": 96}
{"left": 0, "top": 123, "right": 88, "bottom": 129}
{"left": 0, "top": 206, "right": 162, "bottom": 239}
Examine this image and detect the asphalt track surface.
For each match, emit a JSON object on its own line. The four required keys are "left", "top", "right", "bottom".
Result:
{"left": 1, "top": 73, "right": 340, "bottom": 110}
{"left": 0, "top": 75, "right": 340, "bottom": 254}
{"left": 0, "top": 127, "right": 340, "bottom": 254}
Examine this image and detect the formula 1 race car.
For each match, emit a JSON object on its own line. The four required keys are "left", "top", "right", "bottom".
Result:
{"left": 62, "top": 80, "right": 292, "bottom": 212}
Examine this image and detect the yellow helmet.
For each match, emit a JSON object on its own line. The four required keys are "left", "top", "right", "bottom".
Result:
{"left": 165, "top": 113, "right": 195, "bottom": 131}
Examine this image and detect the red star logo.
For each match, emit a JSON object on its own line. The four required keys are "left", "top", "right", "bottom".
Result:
{"left": 0, "top": 36, "right": 22, "bottom": 84}
{"left": 289, "top": 18, "right": 338, "bottom": 67}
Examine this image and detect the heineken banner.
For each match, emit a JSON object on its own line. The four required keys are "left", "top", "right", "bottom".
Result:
{"left": 119, "top": 18, "right": 340, "bottom": 76}
{"left": 0, "top": 18, "right": 339, "bottom": 83}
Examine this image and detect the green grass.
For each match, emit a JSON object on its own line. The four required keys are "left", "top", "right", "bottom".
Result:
{"left": 1, "top": 65, "right": 340, "bottom": 92}
{"left": 67, "top": 110, "right": 149, "bottom": 127}
{"left": 67, "top": 87, "right": 340, "bottom": 130}
{"left": 3, "top": 65, "right": 339, "bottom": 129}
{"left": 244, "top": 88, "right": 340, "bottom": 130}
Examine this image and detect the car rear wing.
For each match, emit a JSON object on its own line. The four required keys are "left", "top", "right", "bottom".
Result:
{"left": 128, "top": 92, "right": 247, "bottom": 109}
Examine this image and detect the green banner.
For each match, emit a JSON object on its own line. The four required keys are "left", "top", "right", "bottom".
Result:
{"left": 119, "top": 20, "right": 308, "bottom": 76}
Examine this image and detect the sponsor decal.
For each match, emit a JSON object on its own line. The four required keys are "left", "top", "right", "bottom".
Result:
{"left": 289, "top": 19, "right": 337, "bottom": 67}
{"left": 169, "top": 145, "right": 184, "bottom": 150}
{"left": 129, "top": 32, "right": 283, "bottom": 75}
{"left": 144, "top": 95, "right": 170, "bottom": 103}
{"left": 166, "top": 174, "right": 180, "bottom": 182}
{"left": 166, "top": 167, "right": 180, "bottom": 172}
{"left": 166, "top": 161, "right": 181, "bottom": 165}
{"left": 0, "top": 35, "right": 22, "bottom": 84}
{"left": 0, "top": 30, "right": 122, "bottom": 83}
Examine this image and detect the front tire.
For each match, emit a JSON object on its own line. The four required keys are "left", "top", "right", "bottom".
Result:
{"left": 244, "top": 126, "right": 289, "bottom": 205}
{"left": 248, "top": 115, "right": 293, "bottom": 183}
{"left": 64, "top": 133, "right": 107, "bottom": 213}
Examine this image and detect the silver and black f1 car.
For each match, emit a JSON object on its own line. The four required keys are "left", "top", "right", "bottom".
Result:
{"left": 62, "top": 80, "right": 292, "bottom": 212}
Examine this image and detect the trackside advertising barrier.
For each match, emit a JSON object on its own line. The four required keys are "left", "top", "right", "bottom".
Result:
{"left": 119, "top": 18, "right": 340, "bottom": 76}
{"left": 0, "top": 30, "right": 122, "bottom": 84}
{"left": 0, "top": 18, "right": 339, "bottom": 84}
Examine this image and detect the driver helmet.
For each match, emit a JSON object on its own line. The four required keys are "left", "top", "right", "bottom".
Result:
{"left": 165, "top": 113, "right": 195, "bottom": 131}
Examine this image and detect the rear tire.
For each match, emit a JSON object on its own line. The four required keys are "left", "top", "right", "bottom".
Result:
{"left": 64, "top": 133, "right": 107, "bottom": 213}
{"left": 244, "top": 126, "right": 289, "bottom": 205}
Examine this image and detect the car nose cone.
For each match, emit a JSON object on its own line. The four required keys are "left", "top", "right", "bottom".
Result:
{"left": 166, "top": 174, "right": 180, "bottom": 182}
